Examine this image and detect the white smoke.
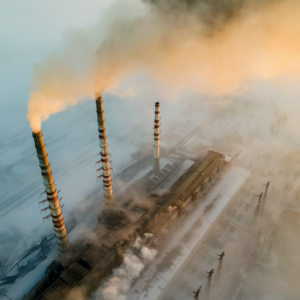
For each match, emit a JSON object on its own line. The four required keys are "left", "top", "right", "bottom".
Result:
{"left": 140, "top": 246, "right": 157, "bottom": 261}
{"left": 143, "top": 232, "right": 153, "bottom": 239}
{"left": 132, "top": 236, "right": 142, "bottom": 248}
{"left": 92, "top": 237, "right": 157, "bottom": 300}
{"left": 102, "top": 253, "right": 144, "bottom": 300}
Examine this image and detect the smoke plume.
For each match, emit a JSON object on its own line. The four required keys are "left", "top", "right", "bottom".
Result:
{"left": 27, "top": 0, "right": 300, "bottom": 132}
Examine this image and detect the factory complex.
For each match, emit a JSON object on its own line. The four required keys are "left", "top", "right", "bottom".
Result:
{"left": 20, "top": 95, "right": 253, "bottom": 300}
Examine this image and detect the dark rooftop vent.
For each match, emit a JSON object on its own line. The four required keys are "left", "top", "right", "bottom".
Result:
{"left": 98, "top": 209, "right": 131, "bottom": 230}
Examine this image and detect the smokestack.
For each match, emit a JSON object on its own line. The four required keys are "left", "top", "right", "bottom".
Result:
{"left": 153, "top": 102, "right": 160, "bottom": 159}
{"left": 32, "top": 131, "right": 70, "bottom": 253}
{"left": 95, "top": 95, "right": 113, "bottom": 203}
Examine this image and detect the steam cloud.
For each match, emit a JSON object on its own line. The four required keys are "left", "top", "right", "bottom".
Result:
{"left": 93, "top": 237, "right": 157, "bottom": 300}
{"left": 102, "top": 253, "right": 144, "bottom": 300}
{"left": 27, "top": 0, "right": 300, "bottom": 132}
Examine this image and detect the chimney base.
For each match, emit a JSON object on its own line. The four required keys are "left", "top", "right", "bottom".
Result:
{"left": 153, "top": 158, "right": 160, "bottom": 176}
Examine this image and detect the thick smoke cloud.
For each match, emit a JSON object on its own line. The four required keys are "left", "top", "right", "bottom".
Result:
{"left": 144, "top": 0, "right": 279, "bottom": 30}
{"left": 27, "top": 0, "right": 300, "bottom": 132}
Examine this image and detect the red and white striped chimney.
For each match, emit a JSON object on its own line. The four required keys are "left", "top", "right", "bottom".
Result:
{"left": 95, "top": 95, "right": 113, "bottom": 203}
{"left": 153, "top": 102, "right": 160, "bottom": 159}
{"left": 32, "top": 131, "right": 70, "bottom": 253}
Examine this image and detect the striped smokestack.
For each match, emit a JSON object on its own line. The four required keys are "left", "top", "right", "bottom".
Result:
{"left": 95, "top": 95, "right": 113, "bottom": 203}
{"left": 153, "top": 102, "right": 160, "bottom": 159}
{"left": 32, "top": 131, "right": 70, "bottom": 253}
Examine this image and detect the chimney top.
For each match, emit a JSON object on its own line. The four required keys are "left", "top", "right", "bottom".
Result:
{"left": 95, "top": 92, "right": 102, "bottom": 100}
{"left": 155, "top": 102, "right": 160, "bottom": 107}
{"left": 32, "top": 131, "right": 43, "bottom": 138}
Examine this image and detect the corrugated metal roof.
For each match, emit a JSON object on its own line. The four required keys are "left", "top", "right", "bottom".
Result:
{"left": 41, "top": 288, "right": 63, "bottom": 300}
{"left": 69, "top": 262, "right": 89, "bottom": 278}
{"left": 60, "top": 270, "right": 81, "bottom": 287}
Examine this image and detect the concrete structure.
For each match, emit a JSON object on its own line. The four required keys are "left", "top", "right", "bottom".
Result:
{"left": 95, "top": 95, "right": 113, "bottom": 203}
{"left": 32, "top": 131, "right": 70, "bottom": 253}
{"left": 153, "top": 102, "right": 160, "bottom": 160}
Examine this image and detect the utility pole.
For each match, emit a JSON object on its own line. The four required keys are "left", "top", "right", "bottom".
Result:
{"left": 260, "top": 181, "right": 270, "bottom": 216}
{"left": 217, "top": 251, "right": 225, "bottom": 261}
{"left": 193, "top": 285, "right": 202, "bottom": 300}
{"left": 252, "top": 192, "right": 263, "bottom": 223}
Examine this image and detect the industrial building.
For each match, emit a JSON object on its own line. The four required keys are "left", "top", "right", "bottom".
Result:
{"left": 23, "top": 97, "right": 238, "bottom": 300}
{"left": 128, "top": 165, "right": 249, "bottom": 300}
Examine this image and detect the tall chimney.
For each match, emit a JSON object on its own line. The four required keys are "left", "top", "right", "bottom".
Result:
{"left": 32, "top": 131, "right": 70, "bottom": 253}
{"left": 95, "top": 95, "right": 114, "bottom": 203}
{"left": 153, "top": 102, "right": 160, "bottom": 159}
